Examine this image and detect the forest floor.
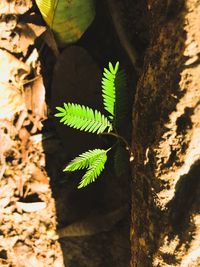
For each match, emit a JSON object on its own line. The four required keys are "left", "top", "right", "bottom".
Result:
{"left": 0, "top": 1, "right": 136, "bottom": 266}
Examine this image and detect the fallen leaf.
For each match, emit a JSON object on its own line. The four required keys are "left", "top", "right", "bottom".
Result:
{"left": 30, "top": 165, "right": 49, "bottom": 184}
{"left": 0, "top": 165, "right": 6, "bottom": 180}
{"left": 0, "top": 0, "right": 32, "bottom": 15}
{"left": 29, "top": 182, "right": 49, "bottom": 194}
{"left": 35, "top": 0, "right": 95, "bottom": 47}
{"left": 0, "top": 12, "right": 45, "bottom": 56}
{"left": 0, "top": 82, "right": 25, "bottom": 120}
{"left": 0, "top": 14, "right": 17, "bottom": 33}
{"left": 29, "top": 132, "right": 55, "bottom": 144}
{"left": 16, "top": 201, "right": 46, "bottom": 212}
{"left": 0, "top": 128, "right": 14, "bottom": 155}
{"left": 26, "top": 48, "right": 39, "bottom": 69}
{"left": 41, "top": 29, "right": 60, "bottom": 57}
{"left": 51, "top": 46, "right": 102, "bottom": 156}
{"left": 28, "top": 76, "right": 47, "bottom": 120}
{"left": 0, "top": 49, "right": 30, "bottom": 84}
{"left": 12, "top": 242, "right": 43, "bottom": 267}
{"left": 0, "top": 236, "right": 18, "bottom": 250}
{"left": 13, "top": 23, "right": 46, "bottom": 55}
{"left": 0, "top": 197, "right": 10, "bottom": 208}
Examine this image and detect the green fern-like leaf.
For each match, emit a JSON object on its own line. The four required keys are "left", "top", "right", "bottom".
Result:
{"left": 78, "top": 150, "right": 108, "bottom": 188}
{"left": 55, "top": 103, "right": 113, "bottom": 134}
{"left": 101, "top": 62, "right": 119, "bottom": 118}
{"left": 63, "top": 149, "right": 107, "bottom": 172}
{"left": 63, "top": 148, "right": 109, "bottom": 188}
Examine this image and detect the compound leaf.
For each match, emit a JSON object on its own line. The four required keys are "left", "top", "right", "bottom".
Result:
{"left": 64, "top": 149, "right": 107, "bottom": 172}
{"left": 55, "top": 103, "right": 113, "bottom": 134}
{"left": 78, "top": 150, "right": 108, "bottom": 188}
{"left": 101, "top": 62, "right": 119, "bottom": 118}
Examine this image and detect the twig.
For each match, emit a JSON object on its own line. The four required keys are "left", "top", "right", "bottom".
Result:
{"left": 100, "top": 131, "right": 134, "bottom": 159}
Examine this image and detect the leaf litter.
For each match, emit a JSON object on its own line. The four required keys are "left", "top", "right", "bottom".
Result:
{"left": 0, "top": 0, "right": 64, "bottom": 266}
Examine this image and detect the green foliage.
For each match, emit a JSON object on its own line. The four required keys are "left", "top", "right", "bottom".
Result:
{"left": 55, "top": 62, "right": 131, "bottom": 188}
{"left": 101, "top": 62, "right": 119, "bottom": 119}
{"left": 64, "top": 149, "right": 108, "bottom": 188}
{"left": 55, "top": 103, "right": 113, "bottom": 134}
{"left": 35, "top": 0, "right": 95, "bottom": 47}
{"left": 64, "top": 149, "right": 107, "bottom": 172}
{"left": 101, "top": 62, "right": 129, "bottom": 131}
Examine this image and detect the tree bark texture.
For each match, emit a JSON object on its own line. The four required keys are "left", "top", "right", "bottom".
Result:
{"left": 131, "top": 0, "right": 200, "bottom": 266}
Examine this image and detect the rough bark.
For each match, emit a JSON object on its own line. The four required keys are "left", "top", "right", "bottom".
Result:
{"left": 131, "top": 0, "right": 200, "bottom": 266}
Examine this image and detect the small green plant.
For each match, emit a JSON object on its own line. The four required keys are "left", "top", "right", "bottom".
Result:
{"left": 55, "top": 62, "right": 132, "bottom": 188}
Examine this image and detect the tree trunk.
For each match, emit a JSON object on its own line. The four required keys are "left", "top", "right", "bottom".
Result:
{"left": 131, "top": 0, "right": 200, "bottom": 266}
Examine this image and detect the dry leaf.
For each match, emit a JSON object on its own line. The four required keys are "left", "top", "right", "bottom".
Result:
{"left": 0, "top": 128, "right": 14, "bottom": 155}
{"left": 42, "top": 29, "right": 59, "bottom": 57}
{"left": 0, "top": 236, "right": 18, "bottom": 250}
{"left": 26, "top": 48, "right": 39, "bottom": 69}
{"left": 0, "top": 0, "right": 32, "bottom": 15}
{"left": 29, "top": 182, "right": 49, "bottom": 194}
{"left": 0, "top": 197, "right": 10, "bottom": 208}
{"left": 14, "top": 23, "right": 46, "bottom": 55}
{"left": 0, "top": 50, "right": 31, "bottom": 119}
{"left": 0, "top": 49, "right": 30, "bottom": 84}
{"left": 0, "top": 14, "right": 17, "bottom": 34}
{"left": 12, "top": 242, "right": 42, "bottom": 267}
{"left": 29, "top": 76, "right": 47, "bottom": 119}
{"left": 30, "top": 165, "right": 49, "bottom": 184}
{"left": 0, "top": 18, "right": 45, "bottom": 54}
{"left": 0, "top": 82, "right": 25, "bottom": 120}
{"left": 16, "top": 201, "right": 46, "bottom": 212}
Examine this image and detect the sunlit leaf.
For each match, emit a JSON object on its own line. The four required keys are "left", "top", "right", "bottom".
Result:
{"left": 55, "top": 103, "right": 113, "bottom": 134}
{"left": 35, "top": 0, "right": 95, "bottom": 47}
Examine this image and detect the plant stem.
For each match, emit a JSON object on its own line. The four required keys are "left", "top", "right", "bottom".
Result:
{"left": 100, "top": 132, "right": 134, "bottom": 159}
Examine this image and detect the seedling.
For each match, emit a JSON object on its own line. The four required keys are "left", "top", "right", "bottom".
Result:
{"left": 55, "top": 62, "right": 133, "bottom": 188}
